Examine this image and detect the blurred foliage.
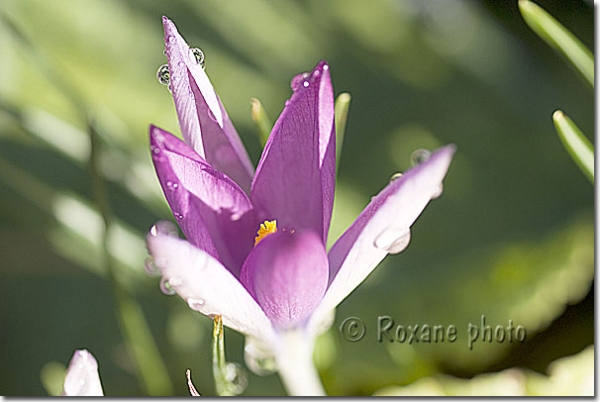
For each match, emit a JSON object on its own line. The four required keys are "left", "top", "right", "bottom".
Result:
{"left": 0, "top": 0, "right": 593, "bottom": 396}
{"left": 374, "top": 344, "right": 594, "bottom": 396}
{"left": 519, "top": 0, "right": 594, "bottom": 185}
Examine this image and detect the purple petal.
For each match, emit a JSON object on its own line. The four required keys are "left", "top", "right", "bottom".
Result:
{"left": 162, "top": 16, "right": 254, "bottom": 192}
{"left": 308, "top": 145, "right": 456, "bottom": 333}
{"left": 147, "top": 231, "right": 276, "bottom": 342}
{"left": 239, "top": 229, "right": 329, "bottom": 329}
{"left": 62, "top": 349, "right": 104, "bottom": 396}
{"left": 150, "top": 125, "right": 256, "bottom": 275}
{"left": 251, "top": 61, "right": 336, "bottom": 242}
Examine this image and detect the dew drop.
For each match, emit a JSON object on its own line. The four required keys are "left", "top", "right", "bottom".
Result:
{"left": 244, "top": 342, "right": 277, "bottom": 376}
{"left": 389, "top": 172, "right": 403, "bottom": 183}
{"left": 302, "top": 80, "right": 309, "bottom": 88}
{"left": 174, "top": 212, "right": 184, "bottom": 220}
{"left": 207, "top": 108, "right": 218, "bottom": 123}
{"left": 374, "top": 227, "right": 411, "bottom": 254}
{"left": 290, "top": 72, "right": 310, "bottom": 91}
{"left": 150, "top": 220, "right": 179, "bottom": 237}
{"left": 144, "top": 256, "right": 161, "bottom": 277}
{"left": 431, "top": 183, "right": 444, "bottom": 199}
{"left": 156, "top": 64, "right": 170, "bottom": 86}
{"left": 411, "top": 149, "right": 431, "bottom": 166}
{"left": 160, "top": 277, "right": 177, "bottom": 295}
{"left": 189, "top": 47, "right": 206, "bottom": 69}
{"left": 187, "top": 298, "right": 205, "bottom": 310}
{"left": 222, "top": 363, "right": 248, "bottom": 396}
{"left": 166, "top": 180, "right": 179, "bottom": 190}
{"left": 167, "top": 35, "right": 176, "bottom": 44}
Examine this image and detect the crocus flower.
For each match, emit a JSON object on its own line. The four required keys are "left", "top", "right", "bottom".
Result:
{"left": 147, "top": 17, "right": 455, "bottom": 395}
{"left": 62, "top": 349, "right": 104, "bottom": 396}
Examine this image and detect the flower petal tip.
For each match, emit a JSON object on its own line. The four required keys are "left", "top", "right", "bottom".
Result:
{"left": 290, "top": 60, "right": 331, "bottom": 93}
{"left": 62, "top": 349, "right": 103, "bottom": 396}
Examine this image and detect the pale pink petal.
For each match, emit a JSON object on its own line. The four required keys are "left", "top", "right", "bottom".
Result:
{"left": 62, "top": 349, "right": 104, "bottom": 396}
{"left": 147, "top": 231, "right": 276, "bottom": 342}
{"left": 308, "top": 145, "right": 456, "bottom": 334}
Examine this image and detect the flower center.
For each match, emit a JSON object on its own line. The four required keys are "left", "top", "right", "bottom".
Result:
{"left": 254, "top": 220, "right": 278, "bottom": 246}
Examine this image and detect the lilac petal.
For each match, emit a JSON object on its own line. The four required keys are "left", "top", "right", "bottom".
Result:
{"left": 150, "top": 125, "right": 256, "bottom": 275}
{"left": 308, "top": 145, "right": 456, "bottom": 333}
{"left": 147, "top": 231, "right": 276, "bottom": 343}
{"left": 251, "top": 61, "right": 336, "bottom": 242}
{"left": 62, "top": 349, "right": 104, "bottom": 396}
{"left": 162, "top": 16, "right": 254, "bottom": 192}
{"left": 239, "top": 229, "right": 329, "bottom": 329}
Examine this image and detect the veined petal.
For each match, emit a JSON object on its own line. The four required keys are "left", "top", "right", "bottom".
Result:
{"left": 308, "top": 145, "right": 456, "bottom": 334}
{"left": 240, "top": 229, "right": 329, "bottom": 329}
{"left": 162, "top": 16, "right": 254, "bottom": 192}
{"left": 147, "top": 232, "right": 276, "bottom": 343}
{"left": 62, "top": 350, "right": 104, "bottom": 396}
{"left": 251, "top": 61, "right": 336, "bottom": 242}
{"left": 150, "top": 125, "right": 255, "bottom": 275}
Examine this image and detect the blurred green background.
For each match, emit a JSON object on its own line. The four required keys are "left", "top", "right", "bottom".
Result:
{"left": 0, "top": 0, "right": 593, "bottom": 396}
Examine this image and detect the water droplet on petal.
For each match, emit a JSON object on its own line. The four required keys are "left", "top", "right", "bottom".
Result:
{"left": 157, "top": 64, "right": 170, "bottom": 86}
{"left": 411, "top": 149, "right": 431, "bottom": 166}
{"left": 374, "top": 227, "right": 411, "bottom": 254}
{"left": 174, "top": 212, "right": 184, "bottom": 220}
{"left": 244, "top": 342, "right": 277, "bottom": 376}
{"left": 144, "top": 256, "right": 161, "bottom": 276}
{"left": 207, "top": 108, "right": 218, "bottom": 123}
{"left": 160, "top": 277, "right": 177, "bottom": 295}
{"left": 150, "top": 221, "right": 179, "bottom": 237}
{"left": 389, "top": 172, "right": 403, "bottom": 182}
{"left": 431, "top": 183, "right": 444, "bottom": 199}
{"left": 187, "top": 298, "right": 205, "bottom": 310}
{"left": 167, "top": 35, "right": 176, "bottom": 44}
{"left": 189, "top": 47, "right": 206, "bottom": 69}
{"left": 166, "top": 180, "right": 179, "bottom": 191}
{"left": 290, "top": 72, "right": 310, "bottom": 91}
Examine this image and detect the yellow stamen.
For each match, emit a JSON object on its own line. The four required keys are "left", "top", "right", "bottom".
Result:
{"left": 254, "top": 220, "right": 278, "bottom": 246}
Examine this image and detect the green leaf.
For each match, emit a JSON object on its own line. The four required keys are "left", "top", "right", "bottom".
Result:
{"left": 552, "top": 110, "right": 594, "bottom": 183}
{"left": 251, "top": 98, "right": 273, "bottom": 147}
{"left": 374, "top": 345, "right": 594, "bottom": 396}
{"left": 519, "top": 0, "right": 594, "bottom": 87}
{"left": 334, "top": 92, "right": 351, "bottom": 170}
